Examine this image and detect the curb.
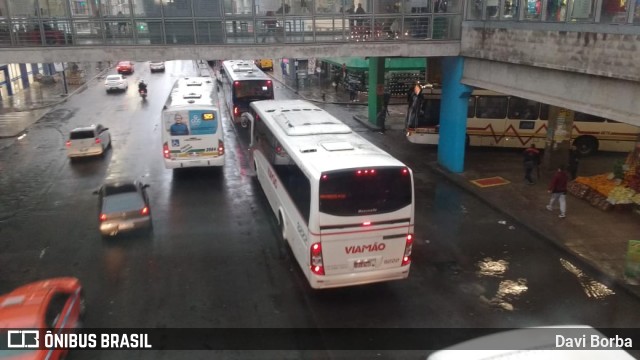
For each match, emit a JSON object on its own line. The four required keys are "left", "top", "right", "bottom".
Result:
{"left": 427, "top": 161, "right": 640, "bottom": 300}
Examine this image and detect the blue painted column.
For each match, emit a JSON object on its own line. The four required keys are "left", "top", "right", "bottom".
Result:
{"left": 438, "top": 56, "right": 472, "bottom": 173}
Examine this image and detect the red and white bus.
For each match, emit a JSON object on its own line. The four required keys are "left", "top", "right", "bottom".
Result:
{"left": 247, "top": 100, "right": 415, "bottom": 289}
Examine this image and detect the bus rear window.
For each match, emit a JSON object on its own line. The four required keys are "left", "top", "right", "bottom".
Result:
{"left": 234, "top": 80, "right": 274, "bottom": 100}
{"left": 319, "top": 167, "right": 412, "bottom": 216}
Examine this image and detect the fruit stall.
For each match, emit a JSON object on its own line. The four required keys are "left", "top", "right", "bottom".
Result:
{"left": 568, "top": 150, "right": 640, "bottom": 211}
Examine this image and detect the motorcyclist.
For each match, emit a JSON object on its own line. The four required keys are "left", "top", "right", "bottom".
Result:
{"left": 138, "top": 80, "right": 147, "bottom": 93}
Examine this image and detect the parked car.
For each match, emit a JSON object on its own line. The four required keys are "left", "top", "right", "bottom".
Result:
{"left": 116, "top": 61, "right": 134, "bottom": 74}
{"left": 149, "top": 61, "right": 165, "bottom": 73}
{"left": 104, "top": 74, "right": 128, "bottom": 93}
{"left": 66, "top": 124, "right": 111, "bottom": 159}
{"left": 94, "top": 180, "right": 152, "bottom": 237}
{"left": 255, "top": 59, "right": 273, "bottom": 71}
{"left": 0, "top": 277, "right": 84, "bottom": 360}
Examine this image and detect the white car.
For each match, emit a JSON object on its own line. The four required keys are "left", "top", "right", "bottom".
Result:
{"left": 150, "top": 61, "right": 165, "bottom": 73}
{"left": 66, "top": 124, "right": 111, "bottom": 159}
{"left": 104, "top": 74, "right": 128, "bottom": 93}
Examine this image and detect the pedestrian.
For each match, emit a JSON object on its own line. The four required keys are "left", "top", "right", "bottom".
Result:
{"left": 261, "top": 11, "right": 278, "bottom": 43}
{"left": 522, "top": 143, "right": 541, "bottom": 184}
{"left": 333, "top": 74, "right": 340, "bottom": 92}
{"left": 355, "top": 3, "right": 366, "bottom": 26}
{"left": 349, "top": 83, "right": 357, "bottom": 102}
{"left": 568, "top": 145, "right": 579, "bottom": 180}
{"left": 117, "top": 11, "right": 127, "bottom": 34}
{"left": 546, "top": 165, "right": 569, "bottom": 218}
{"left": 405, "top": 82, "right": 424, "bottom": 128}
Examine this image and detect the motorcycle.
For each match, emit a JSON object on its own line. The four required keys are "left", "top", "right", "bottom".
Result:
{"left": 139, "top": 88, "right": 147, "bottom": 100}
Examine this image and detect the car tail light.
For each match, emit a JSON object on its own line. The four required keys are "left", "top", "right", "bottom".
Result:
{"left": 401, "top": 234, "right": 413, "bottom": 266}
{"left": 95, "top": 138, "right": 101, "bottom": 144}
{"left": 310, "top": 242, "right": 324, "bottom": 275}
{"left": 66, "top": 140, "right": 71, "bottom": 147}
{"left": 218, "top": 139, "right": 224, "bottom": 155}
{"left": 99, "top": 213, "right": 107, "bottom": 222}
{"left": 163, "top": 143, "right": 170, "bottom": 159}
{"left": 140, "top": 207, "right": 149, "bottom": 215}
{"left": 233, "top": 106, "right": 239, "bottom": 116}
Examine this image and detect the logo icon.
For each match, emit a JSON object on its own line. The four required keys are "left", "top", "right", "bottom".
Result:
{"left": 7, "top": 330, "right": 39, "bottom": 348}
{"left": 191, "top": 114, "right": 201, "bottom": 127}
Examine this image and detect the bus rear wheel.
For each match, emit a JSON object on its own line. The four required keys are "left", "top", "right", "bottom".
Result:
{"left": 574, "top": 136, "right": 598, "bottom": 156}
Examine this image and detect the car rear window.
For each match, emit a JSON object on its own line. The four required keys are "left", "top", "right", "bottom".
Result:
{"left": 70, "top": 130, "right": 95, "bottom": 139}
{"left": 106, "top": 75, "right": 121, "bottom": 81}
{"left": 103, "top": 193, "right": 144, "bottom": 213}
{"left": 104, "top": 184, "right": 138, "bottom": 196}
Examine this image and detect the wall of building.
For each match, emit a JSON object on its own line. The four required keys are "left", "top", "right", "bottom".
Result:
{"left": 461, "top": 24, "right": 640, "bottom": 82}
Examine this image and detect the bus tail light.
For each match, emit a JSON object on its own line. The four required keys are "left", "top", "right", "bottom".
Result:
{"left": 163, "top": 143, "right": 170, "bottom": 159}
{"left": 310, "top": 242, "right": 325, "bottom": 275}
{"left": 401, "top": 234, "right": 413, "bottom": 266}
{"left": 218, "top": 139, "right": 225, "bottom": 155}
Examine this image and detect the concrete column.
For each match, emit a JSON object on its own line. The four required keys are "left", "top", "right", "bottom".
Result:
{"left": 438, "top": 56, "right": 472, "bottom": 173}
{"left": 544, "top": 106, "right": 574, "bottom": 171}
{"left": 367, "top": 56, "right": 385, "bottom": 128}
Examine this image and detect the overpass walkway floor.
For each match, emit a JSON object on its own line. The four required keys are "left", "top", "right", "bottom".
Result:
{"left": 266, "top": 64, "right": 640, "bottom": 300}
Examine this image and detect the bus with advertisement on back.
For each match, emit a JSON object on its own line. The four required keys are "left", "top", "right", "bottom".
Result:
{"left": 161, "top": 76, "right": 225, "bottom": 169}
{"left": 245, "top": 99, "right": 415, "bottom": 289}
{"left": 220, "top": 60, "right": 274, "bottom": 127}
{"left": 406, "top": 87, "right": 640, "bottom": 156}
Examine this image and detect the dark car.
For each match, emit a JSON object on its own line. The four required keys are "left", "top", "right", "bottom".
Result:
{"left": 94, "top": 180, "right": 152, "bottom": 237}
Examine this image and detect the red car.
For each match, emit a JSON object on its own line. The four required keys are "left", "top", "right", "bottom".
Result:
{"left": 116, "top": 61, "right": 134, "bottom": 75}
{"left": 0, "top": 277, "right": 85, "bottom": 360}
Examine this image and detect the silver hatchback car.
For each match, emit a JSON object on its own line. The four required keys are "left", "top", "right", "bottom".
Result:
{"left": 94, "top": 180, "right": 152, "bottom": 237}
{"left": 66, "top": 124, "right": 111, "bottom": 159}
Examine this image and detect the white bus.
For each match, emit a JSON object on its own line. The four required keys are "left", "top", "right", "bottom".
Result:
{"left": 406, "top": 88, "right": 640, "bottom": 156}
{"left": 161, "top": 77, "right": 225, "bottom": 169}
{"left": 247, "top": 100, "right": 415, "bottom": 289}
{"left": 220, "top": 60, "right": 274, "bottom": 126}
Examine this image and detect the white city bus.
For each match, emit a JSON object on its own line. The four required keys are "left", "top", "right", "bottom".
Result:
{"left": 220, "top": 60, "right": 274, "bottom": 126}
{"left": 406, "top": 88, "right": 640, "bottom": 156}
{"left": 161, "top": 77, "right": 225, "bottom": 169}
{"left": 247, "top": 100, "right": 415, "bottom": 289}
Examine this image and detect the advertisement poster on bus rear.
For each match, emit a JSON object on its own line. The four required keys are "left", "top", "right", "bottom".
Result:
{"left": 165, "top": 110, "right": 217, "bottom": 137}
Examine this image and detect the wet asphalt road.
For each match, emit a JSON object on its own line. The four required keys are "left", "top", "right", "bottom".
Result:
{"left": 1, "top": 60, "right": 639, "bottom": 360}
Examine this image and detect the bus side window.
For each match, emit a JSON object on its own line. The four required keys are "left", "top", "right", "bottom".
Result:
{"left": 575, "top": 112, "right": 605, "bottom": 122}
{"left": 508, "top": 97, "right": 540, "bottom": 120}
{"left": 540, "top": 104, "right": 550, "bottom": 120}
{"left": 476, "top": 96, "right": 508, "bottom": 119}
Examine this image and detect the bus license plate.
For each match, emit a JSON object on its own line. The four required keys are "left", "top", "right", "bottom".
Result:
{"left": 354, "top": 259, "right": 376, "bottom": 269}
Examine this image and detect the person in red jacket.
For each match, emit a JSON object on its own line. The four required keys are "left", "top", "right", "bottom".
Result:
{"left": 546, "top": 165, "right": 569, "bottom": 218}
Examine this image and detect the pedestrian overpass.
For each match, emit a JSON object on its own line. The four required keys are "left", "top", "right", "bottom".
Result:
{"left": 1, "top": 0, "right": 639, "bottom": 172}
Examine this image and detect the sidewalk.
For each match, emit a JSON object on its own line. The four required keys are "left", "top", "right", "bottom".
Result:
{"left": 0, "top": 62, "right": 109, "bottom": 147}
{"left": 268, "top": 64, "right": 640, "bottom": 299}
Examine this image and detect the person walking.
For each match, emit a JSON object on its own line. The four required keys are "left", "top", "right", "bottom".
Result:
{"left": 547, "top": 165, "right": 569, "bottom": 218}
{"left": 522, "top": 144, "right": 541, "bottom": 184}
{"left": 568, "top": 145, "right": 580, "bottom": 180}
{"left": 405, "top": 82, "right": 424, "bottom": 128}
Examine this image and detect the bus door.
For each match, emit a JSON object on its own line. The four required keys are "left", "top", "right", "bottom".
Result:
{"left": 504, "top": 97, "right": 544, "bottom": 147}
{"left": 471, "top": 95, "right": 509, "bottom": 147}
{"left": 317, "top": 168, "right": 413, "bottom": 276}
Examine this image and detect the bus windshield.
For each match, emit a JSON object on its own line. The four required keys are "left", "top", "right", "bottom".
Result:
{"left": 319, "top": 167, "right": 412, "bottom": 216}
{"left": 233, "top": 80, "right": 273, "bottom": 101}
